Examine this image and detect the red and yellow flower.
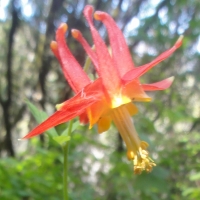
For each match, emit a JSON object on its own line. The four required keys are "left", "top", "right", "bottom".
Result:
{"left": 23, "top": 5, "right": 183, "bottom": 174}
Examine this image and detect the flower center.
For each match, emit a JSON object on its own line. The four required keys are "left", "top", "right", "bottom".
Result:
{"left": 110, "top": 105, "right": 156, "bottom": 174}
{"left": 111, "top": 94, "right": 131, "bottom": 108}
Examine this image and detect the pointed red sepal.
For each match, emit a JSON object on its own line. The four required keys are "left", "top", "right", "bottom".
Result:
{"left": 22, "top": 111, "right": 80, "bottom": 139}
{"left": 83, "top": 5, "right": 121, "bottom": 95}
{"left": 122, "top": 36, "right": 183, "bottom": 84}
{"left": 56, "top": 23, "right": 91, "bottom": 92}
{"left": 142, "top": 76, "right": 174, "bottom": 91}
{"left": 71, "top": 29, "right": 99, "bottom": 70}
{"left": 22, "top": 79, "right": 104, "bottom": 139}
{"left": 94, "top": 11, "right": 134, "bottom": 76}
{"left": 58, "top": 78, "right": 104, "bottom": 111}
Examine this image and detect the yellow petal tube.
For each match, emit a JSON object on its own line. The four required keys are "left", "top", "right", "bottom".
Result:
{"left": 110, "top": 105, "right": 156, "bottom": 174}
{"left": 125, "top": 102, "right": 138, "bottom": 116}
{"left": 97, "top": 116, "right": 112, "bottom": 133}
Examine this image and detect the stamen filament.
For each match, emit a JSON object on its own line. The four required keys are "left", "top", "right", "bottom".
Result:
{"left": 110, "top": 104, "right": 156, "bottom": 174}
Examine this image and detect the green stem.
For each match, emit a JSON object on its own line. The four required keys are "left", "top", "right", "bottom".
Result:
{"left": 83, "top": 45, "right": 95, "bottom": 73}
{"left": 63, "top": 120, "right": 74, "bottom": 200}
{"left": 83, "top": 54, "right": 92, "bottom": 73}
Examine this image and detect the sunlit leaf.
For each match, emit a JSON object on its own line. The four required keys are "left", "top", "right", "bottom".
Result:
{"left": 53, "top": 135, "right": 71, "bottom": 145}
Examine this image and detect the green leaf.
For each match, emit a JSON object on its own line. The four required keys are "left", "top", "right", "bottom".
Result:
{"left": 190, "top": 172, "right": 200, "bottom": 181}
{"left": 52, "top": 135, "right": 71, "bottom": 145}
{"left": 25, "top": 99, "right": 58, "bottom": 138}
{"left": 61, "top": 120, "right": 80, "bottom": 136}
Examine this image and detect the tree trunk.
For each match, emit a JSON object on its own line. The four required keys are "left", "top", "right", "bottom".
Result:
{"left": 1, "top": 0, "right": 20, "bottom": 157}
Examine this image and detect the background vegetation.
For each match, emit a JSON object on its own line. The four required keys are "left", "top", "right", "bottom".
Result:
{"left": 0, "top": 0, "right": 200, "bottom": 199}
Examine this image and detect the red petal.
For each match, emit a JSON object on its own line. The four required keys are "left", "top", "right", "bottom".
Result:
{"left": 22, "top": 79, "right": 104, "bottom": 139}
{"left": 122, "top": 36, "right": 183, "bottom": 84}
{"left": 56, "top": 23, "right": 91, "bottom": 93}
{"left": 94, "top": 11, "right": 134, "bottom": 76}
{"left": 71, "top": 29, "right": 99, "bottom": 70}
{"left": 83, "top": 6, "right": 121, "bottom": 95}
{"left": 79, "top": 113, "right": 89, "bottom": 124}
{"left": 142, "top": 77, "right": 174, "bottom": 91}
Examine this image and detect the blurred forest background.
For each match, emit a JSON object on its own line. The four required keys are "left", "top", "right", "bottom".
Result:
{"left": 0, "top": 0, "right": 200, "bottom": 199}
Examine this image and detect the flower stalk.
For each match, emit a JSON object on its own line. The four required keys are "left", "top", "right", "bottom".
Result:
{"left": 62, "top": 120, "right": 73, "bottom": 200}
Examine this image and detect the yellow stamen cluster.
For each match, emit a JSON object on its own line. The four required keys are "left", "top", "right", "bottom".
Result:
{"left": 127, "top": 141, "right": 156, "bottom": 174}
{"left": 134, "top": 149, "right": 156, "bottom": 174}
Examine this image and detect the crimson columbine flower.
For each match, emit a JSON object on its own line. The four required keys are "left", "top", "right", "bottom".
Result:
{"left": 23, "top": 5, "right": 183, "bottom": 174}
